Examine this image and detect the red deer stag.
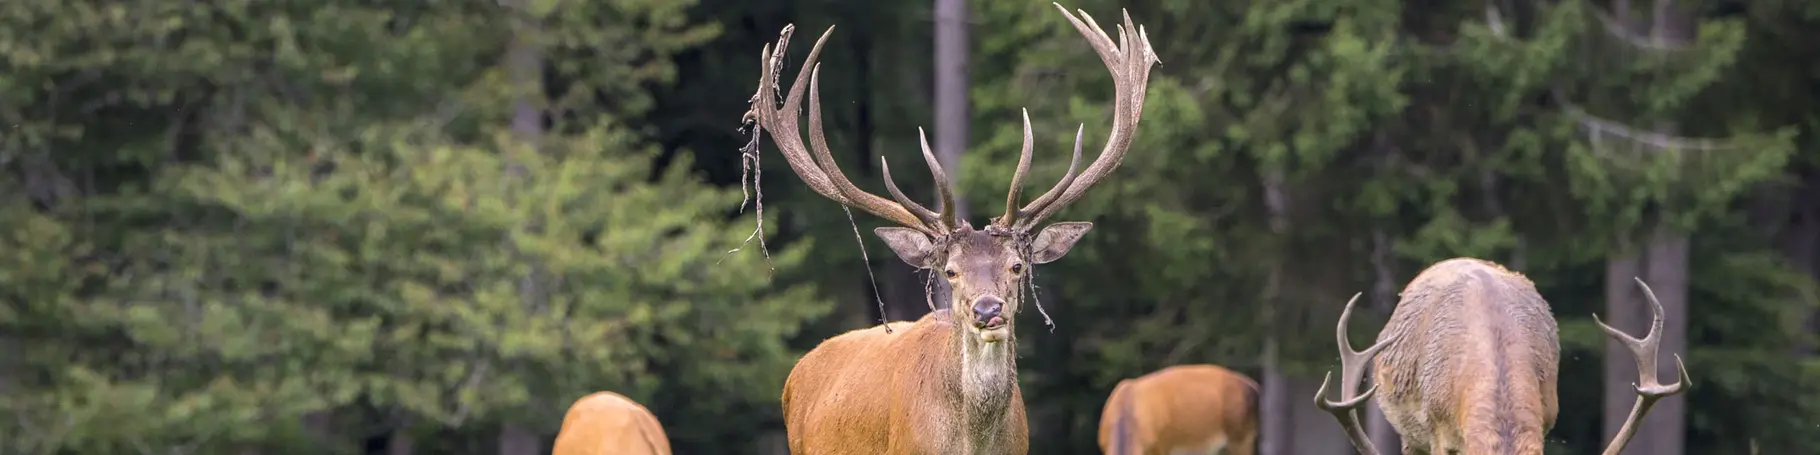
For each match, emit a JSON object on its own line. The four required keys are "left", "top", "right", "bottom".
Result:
{"left": 1313, "top": 257, "right": 1690, "bottom": 455}
{"left": 550, "top": 391, "right": 671, "bottom": 455}
{"left": 741, "top": 3, "right": 1158, "bottom": 453}
{"left": 1098, "top": 364, "right": 1259, "bottom": 455}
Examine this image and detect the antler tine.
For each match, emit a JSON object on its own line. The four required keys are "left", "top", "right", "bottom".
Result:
{"left": 746, "top": 25, "right": 838, "bottom": 200}
{"left": 1016, "top": 4, "right": 1160, "bottom": 229}
{"left": 746, "top": 24, "right": 942, "bottom": 234}
{"left": 805, "top": 66, "right": 944, "bottom": 232}
{"left": 1012, "top": 124, "right": 1084, "bottom": 227}
{"left": 880, "top": 156, "right": 944, "bottom": 230}
{"left": 995, "top": 109, "right": 1037, "bottom": 227}
{"left": 1313, "top": 292, "right": 1394, "bottom": 455}
{"left": 916, "top": 127, "right": 958, "bottom": 231}
{"left": 1595, "top": 278, "right": 1692, "bottom": 455}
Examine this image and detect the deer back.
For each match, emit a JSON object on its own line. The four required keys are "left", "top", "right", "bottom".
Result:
{"left": 551, "top": 391, "right": 671, "bottom": 455}
{"left": 782, "top": 310, "right": 1028, "bottom": 454}
{"left": 1371, "top": 258, "right": 1560, "bottom": 454}
{"left": 1097, "top": 364, "right": 1259, "bottom": 455}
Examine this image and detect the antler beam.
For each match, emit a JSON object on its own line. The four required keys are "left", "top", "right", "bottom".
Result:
{"left": 750, "top": 3, "right": 1159, "bottom": 236}
{"left": 997, "top": 4, "right": 1161, "bottom": 230}
{"left": 1594, "top": 278, "right": 1691, "bottom": 455}
{"left": 1313, "top": 293, "right": 1397, "bottom": 455}
{"left": 744, "top": 25, "right": 956, "bottom": 235}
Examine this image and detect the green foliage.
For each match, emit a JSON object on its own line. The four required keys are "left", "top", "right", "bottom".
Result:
{"left": 3, "top": 0, "right": 1816, "bottom": 453}
{"left": 958, "top": 0, "right": 1814, "bottom": 453}
{"left": 1, "top": 0, "right": 826, "bottom": 453}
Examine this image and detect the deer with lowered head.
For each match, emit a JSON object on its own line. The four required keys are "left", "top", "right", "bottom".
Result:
{"left": 1314, "top": 257, "right": 1690, "bottom": 455}
{"left": 740, "top": 3, "right": 1158, "bottom": 454}
{"left": 1098, "top": 364, "right": 1259, "bottom": 455}
{"left": 550, "top": 391, "right": 671, "bottom": 455}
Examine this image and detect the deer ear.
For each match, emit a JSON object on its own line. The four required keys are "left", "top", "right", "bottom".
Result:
{"left": 874, "top": 227, "right": 941, "bottom": 269}
{"left": 1029, "top": 221, "right": 1092, "bottom": 264}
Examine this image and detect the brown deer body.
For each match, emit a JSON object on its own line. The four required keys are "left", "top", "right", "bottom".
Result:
{"left": 743, "top": 3, "right": 1159, "bottom": 453}
{"left": 1316, "top": 257, "right": 1690, "bottom": 455}
{"left": 550, "top": 391, "right": 670, "bottom": 455}
{"left": 784, "top": 307, "right": 1027, "bottom": 454}
{"left": 1097, "top": 364, "right": 1258, "bottom": 455}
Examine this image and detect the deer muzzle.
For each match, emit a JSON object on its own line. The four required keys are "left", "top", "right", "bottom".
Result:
{"left": 972, "top": 295, "right": 1006, "bottom": 330}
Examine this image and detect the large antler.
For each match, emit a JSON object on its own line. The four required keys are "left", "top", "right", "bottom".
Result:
{"left": 996, "top": 4, "right": 1161, "bottom": 230}
{"left": 1595, "top": 278, "right": 1691, "bottom": 455}
{"left": 744, "top": 24, "right": 957, "bottom": 235}
{"left": 1312, "top": 293, "right": 1397, "bottom": 455}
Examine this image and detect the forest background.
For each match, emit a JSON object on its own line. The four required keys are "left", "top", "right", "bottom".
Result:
{"left": 3, "top": 0, "right": 1817, "bottom": 454}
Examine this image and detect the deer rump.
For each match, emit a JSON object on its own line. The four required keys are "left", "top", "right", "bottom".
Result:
{"left": 1371, "top": 258, "right": 1561, "bottom": 454}
{"left": 1097, "top": 364, "right": 1259, "bottom": 455}
{"left": 781, "top": 310, "right": 1029, "bottom": 455}
{"left": 551, "top": 391, "right": 672, "bottom": 455}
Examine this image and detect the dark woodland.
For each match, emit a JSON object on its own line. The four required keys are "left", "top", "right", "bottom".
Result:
{"left": 2, "top": 0, "right": 1816, "bottom": 454}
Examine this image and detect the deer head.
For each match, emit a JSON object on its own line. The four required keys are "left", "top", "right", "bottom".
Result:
{"left": 742, "top": 3, "right": 1158, "bottom": 344}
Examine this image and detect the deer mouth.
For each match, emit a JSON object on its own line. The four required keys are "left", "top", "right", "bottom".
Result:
{"left": 975, "top": 315, "right": 1009, "bottom": 342}
{"left": 976, "top": 316, "right": 1010, "bottom": 343}
{"left": 976, "top": 316, "right": 1006, "bottom": 330}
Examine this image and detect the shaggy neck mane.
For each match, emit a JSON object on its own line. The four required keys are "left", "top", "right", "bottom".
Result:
{"left": 933, "top": 309, "right": 1017, "bottom": 437}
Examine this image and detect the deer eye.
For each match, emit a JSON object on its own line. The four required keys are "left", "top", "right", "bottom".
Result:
{"left": 1009, "top": 263, "right": 1024, "bottom": 274}
{"left": 943, "top": 268, "right": 958, "bottom": 279}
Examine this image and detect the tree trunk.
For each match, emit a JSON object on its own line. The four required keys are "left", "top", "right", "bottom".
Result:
{"left": 1259, "top": 339, "right": 1289, "bottom": 455}
{"left": 933, "top": 0, "right": 969, "bottom": 223}
{"left": 1602, "top": 245, "right": 1642, "bottom": 442}
{"left": 1602, "top": 222, "right": 1689, "bottom": 455}
{"left": 1638, "top": 225, "right": 1689, "bottom": 455}
{"left": 1257, "top": 171, "right": 1293, "bottom": 455}
{"left": 1365, "top": 229, "right": 1401, "bottom": 451}
{"left": 1294, "top": 378, "right": 1358, "bottom": 455}
{"left": 931, "top": 0, "right": 970, "bottom": 312}
{"left": 379, "top": 415, "right": 416, "bottom": 455}
{"left": 1598, "top": 2, "right": 1692, "bottom": 453}
{"left": 1783, "top": 171, "right": 1819, "bottom": 355}
{"left": 499, "top": 1, "right": 544, "bottom": 454}
{"left": 388, "top": 431, "right": 416, "bottom": 455}
{"left": 498, "top": 425, "right": 539, "bottom": 455}
{"left": 303, "top": 412, "right": 335, "bottom": 446}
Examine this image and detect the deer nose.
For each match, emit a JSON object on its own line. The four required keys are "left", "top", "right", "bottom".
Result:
{"left": 972, "top": 296, "right": 1005, "bottom": 324}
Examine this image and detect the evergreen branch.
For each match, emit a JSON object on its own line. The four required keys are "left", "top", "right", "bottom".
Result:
{"left": 1551, "top": 88, "right": 1755, "bottom": 153}
{"left": 1484, "top": 4, "right": 1691, "bottom": 53}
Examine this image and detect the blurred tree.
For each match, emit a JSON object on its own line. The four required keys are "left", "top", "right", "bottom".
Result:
{"left": 929, "top": 0, "right": 972, "bottom": 319}
{"left": 957, "top": 0, "right": 1813, "bottom": 454}
{"left": 0, "top": 0, "right": 828, "bottom": 454}
{"left": 3, "top": 0, "right": 1816, "bottom": 453}
{"left": 966, "top": 0, "right": 1407, "bottom": 452}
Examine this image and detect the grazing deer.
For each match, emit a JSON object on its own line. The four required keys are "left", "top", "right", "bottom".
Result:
{"left": 1313, "top": 258, "right": 1690, "bottom": 455}
{"left": 1098, "top": 364, "right": 1259, "bottom": 455}
{"left": 551, "top": 391, "right": 671, "bottom": 455}
{"left": 740, "top": 3, "right": 1158, "bottom": 453}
